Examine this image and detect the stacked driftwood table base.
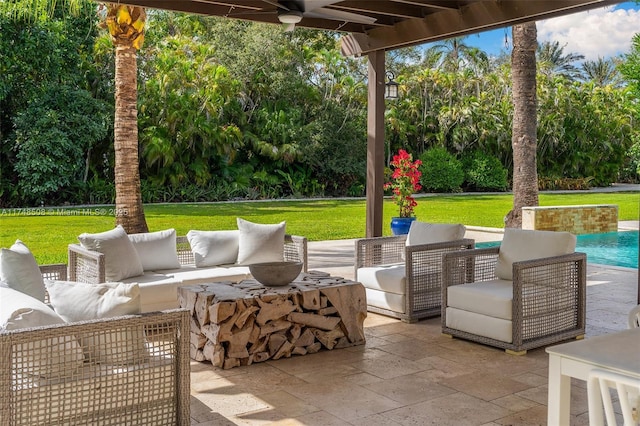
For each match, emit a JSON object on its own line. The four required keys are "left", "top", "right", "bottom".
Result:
{"left": 178, "top": 271, "right": 367, "bottom": 369}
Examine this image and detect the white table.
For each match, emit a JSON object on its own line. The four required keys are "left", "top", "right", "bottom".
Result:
{"left": 546, "top": 328, "right": 640, "bottom": 425}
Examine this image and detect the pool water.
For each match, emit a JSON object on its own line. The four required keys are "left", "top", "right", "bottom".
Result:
{"left": 575, "top": 230, "right": 638, "bottom": 269}
{"left": 477, "top": 230, "right": 639, "bottom": 269}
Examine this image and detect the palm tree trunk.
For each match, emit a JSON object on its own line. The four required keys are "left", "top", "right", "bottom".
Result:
{"left": 505, "top": 22, "right": 539, "bottom": 228}
{"left": 114, "top": 44, "right": 148, "bottom": 233}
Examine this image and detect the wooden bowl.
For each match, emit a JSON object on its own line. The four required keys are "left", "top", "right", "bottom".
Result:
{"left": 249, "top": 261, "right": 303, "bottom": 287}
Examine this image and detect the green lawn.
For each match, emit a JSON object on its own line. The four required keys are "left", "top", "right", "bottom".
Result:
{"left": 1, "top": 192, "right": 638, "bottom": 265}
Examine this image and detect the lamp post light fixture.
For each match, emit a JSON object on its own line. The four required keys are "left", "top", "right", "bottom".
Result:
{"left": 385, "top": 71, "right": 399, "bottom": 100}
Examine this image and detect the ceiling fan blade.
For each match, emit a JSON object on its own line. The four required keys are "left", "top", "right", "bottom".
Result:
{"left": 292, "top": 0, "right": 340, "bottom": 13}
{"left": 305, "top": 7, "right": 376, "bottom": 24}
{"left": 226, "top": 10, "right": 277, "bottom": 18}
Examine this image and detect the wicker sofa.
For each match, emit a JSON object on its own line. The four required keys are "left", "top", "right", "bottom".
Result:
{"left": 69, "top": 232, "right": 308, "bottom": 312}
{"left": 0, "top": 265, "right": 191, "bottom": 425}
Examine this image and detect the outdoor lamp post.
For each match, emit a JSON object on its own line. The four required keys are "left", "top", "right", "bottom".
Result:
{"left": 385, "top": 71, "right": 399, "bottom": 100}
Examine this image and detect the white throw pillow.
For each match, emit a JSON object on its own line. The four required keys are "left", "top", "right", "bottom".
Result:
{"left": 0, "top": 287, "right": 84, "bottom": 378}
{"left": 236, "top": 218, "right": 286, "bottom": 265}
{"left": 187, "top": 230, "right": 239, "bottom": 267}
{"left": 128, "top": 228, "right": 181, "bottom": 271}
{"left": 78, "top": 225, "right": 144, "bottom": 281}
{"left": 406, "top": 222, "right": 466, "bottom": 246}
{"left": 495, "top": 228, "right": 577, "bottom": 281}
{"left": 0, "top": 240, "right": 46, "bottom": 302}
{"left": 46, "top": 280, "right": 145, "bottom": 365}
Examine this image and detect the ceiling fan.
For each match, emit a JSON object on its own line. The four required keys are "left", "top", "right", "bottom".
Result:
{"left": 229, "top": 0, "right": 377, "bottom": 32}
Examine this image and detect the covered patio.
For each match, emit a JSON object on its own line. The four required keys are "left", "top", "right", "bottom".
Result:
{"left": 54, "top": 1, "right": 634, "bottom": 424}
{"left": 188, "top": 222, "right": 639, "bottom": 425}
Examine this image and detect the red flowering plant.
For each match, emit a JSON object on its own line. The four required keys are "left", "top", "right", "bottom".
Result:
{"left": 384, "top": 149, "right": 422, "bottom": 218}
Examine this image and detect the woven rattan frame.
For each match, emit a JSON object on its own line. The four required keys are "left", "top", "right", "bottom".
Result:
{"left": 0, "top": 309, "right": 190, "bottom": 425}
{"left": 69, "top": 234, "right": 308, "bottom": 284}
{"left": 38, "top": 263, "right": 67, "bottom": 281}
{"left": 441, "top": 247, "right": 587, "bottom": 353}
{"left": 355, "top": 236, "right": 475, "bottom": 322}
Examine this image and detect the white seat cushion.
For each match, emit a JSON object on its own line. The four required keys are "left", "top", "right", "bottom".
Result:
{"left": 365, "top": 288, "right": 405, "bottom": 314}
{"left": 447, "top": 279, "right": 513, "bottom": 320}
{"left": 158, "top": 265, "right": 251, "bottom": 284}
{"left": 121, "top": 271, "right": 181, "bottom": 285}
{"left": 121, "top": 273, "right": 183, "bottom": 312}
{"left": 357, "top": 265, "right": 406, "bottom": 295}
{"left": 496, "top": 229, "right": 576, "bottom": 280}
{"left": 135, "top": 281, "right": 182, "bottom": 312}
{"left": 445, "top": 307, "right": 512, "bottom": 343}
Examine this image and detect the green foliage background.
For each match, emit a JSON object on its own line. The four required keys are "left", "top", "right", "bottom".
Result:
{"left": 0, "top": 10, "right": 639, "bottom": 207}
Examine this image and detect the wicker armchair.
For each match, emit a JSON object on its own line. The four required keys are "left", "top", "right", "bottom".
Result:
{"left": 0, "top": 309, "right": 191, "bottom": 425}
{"left": 441, "top": 229, "right": 587, "bottom": 355}
{"left": 0, "top": 265, "right": 191, "bottom": 424}
{"left": 355, "top": 235, "right": 474, "bottom": 322}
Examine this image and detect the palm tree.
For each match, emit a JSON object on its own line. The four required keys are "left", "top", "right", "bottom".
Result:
{"left": 581, "top": 57, "right": 622, "bottom": 87}
{"left": 537, "top": 40, "right": 584, "bottom": 81}
{"left": 425, "top": 36, "right": 489, "bottom": 73}
{"left": 2, "top": 0, "right": 148, "bottom": 233}
{"left": 103, "top": 4, "right": 148, "bottom": 233}
{"left": 505, "top": 22, "right": 539, "bottom": 228}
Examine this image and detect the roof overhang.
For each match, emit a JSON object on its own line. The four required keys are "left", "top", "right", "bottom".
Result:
{"left": 340, "top": 0, "right": 624, "bottom": 56}
{"left": 112, "top": 1, "right": 624, "bottom": 56}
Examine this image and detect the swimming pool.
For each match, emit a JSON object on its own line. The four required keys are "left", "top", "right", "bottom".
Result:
{"left": 477, "top": 230, "right": 639, "bottom": 269}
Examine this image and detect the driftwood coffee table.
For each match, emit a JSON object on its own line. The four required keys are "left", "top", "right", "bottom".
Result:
{"left": 178, "top": 271, "right": 367, "bottom": 369}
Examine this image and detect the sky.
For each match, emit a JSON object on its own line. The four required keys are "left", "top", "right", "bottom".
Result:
{"left": 463, "top": 1, "right": 640, "bottom": 61}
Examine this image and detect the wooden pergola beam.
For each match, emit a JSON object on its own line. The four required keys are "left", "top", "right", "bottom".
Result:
{"left": 341, "top": 0, "right": 622, "bottom": 56}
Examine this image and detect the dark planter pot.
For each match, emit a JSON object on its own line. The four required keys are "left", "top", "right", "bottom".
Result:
{"left": 390, "top": 216, "right": 416, "bottom": 235}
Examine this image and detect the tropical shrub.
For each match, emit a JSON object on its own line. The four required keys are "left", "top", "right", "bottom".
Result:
{"left": 619, "top": 135, "right": 640, "bottom": 183}
{"left": 419, "top": 147, "right": 464, "bottom": 192}
{"left": 13, "top": 87, "right": 110, "bottom": 204}
{"left": 462, "top": 151, "right": 508, "bottom": 191}
{"left": 538, "top": 176, "right": 594, "bottom": 190}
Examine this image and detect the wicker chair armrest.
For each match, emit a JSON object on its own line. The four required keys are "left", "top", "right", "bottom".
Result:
{"left": 513, "top": 252, "right": 587, "bottom": 275}
{"left": 512, "top": 252, "right": 587, "bottom": 297}
{"left": 68, "top": 243, "right": 105, "bottom": 283}
{"left": 39, "top": 263, "right": 67, "bottom": 281}
{"left": 511, "top": 252, "right": 587, "bottom": 342}
{"left": 406, "top": 238, "right": 475, "bottom": 277}
{"left": 355, "top": 235, "right": 407, "bottom": 271}
{"left": 442, "top": 246, "right": 500, "bottom": 288}
{"left": 285, "top": 235, "right": 308, "bottom": 272}
{"left": 406, "top": 238, "right": 475, "bottom": 259}
{"left": 175, "top": 235, "right": 194, "bottom": 266}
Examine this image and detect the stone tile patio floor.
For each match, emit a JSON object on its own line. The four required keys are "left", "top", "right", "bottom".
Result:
{"left": 190, "top": 222, "right": 639, "bottom": 426}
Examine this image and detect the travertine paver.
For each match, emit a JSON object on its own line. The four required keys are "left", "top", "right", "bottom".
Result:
{"left": 190, "top": 225, "right": 638, "bottom": 425}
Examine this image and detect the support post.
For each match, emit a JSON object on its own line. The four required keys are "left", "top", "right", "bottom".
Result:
{"left": 366, "top": 50, "right": 385, "bottom": 238}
